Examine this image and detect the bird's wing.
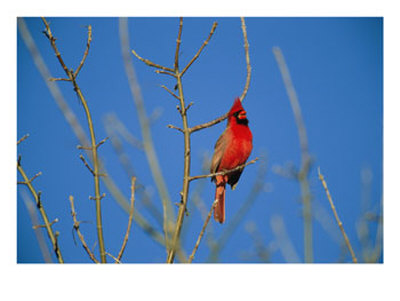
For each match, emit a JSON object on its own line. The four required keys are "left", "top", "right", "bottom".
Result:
{"left": 210, "top": 128, "right": 229, "bottom": 175}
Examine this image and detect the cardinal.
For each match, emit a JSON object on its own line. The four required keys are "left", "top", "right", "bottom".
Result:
{"left": 210, "top": 98, "right": 253, "bottom": 223}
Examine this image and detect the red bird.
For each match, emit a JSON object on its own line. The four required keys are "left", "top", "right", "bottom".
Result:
{"left": 210, "top": 98, "right": 253, "bottom": 223}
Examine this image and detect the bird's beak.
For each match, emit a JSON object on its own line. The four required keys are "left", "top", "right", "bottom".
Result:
{"left": 238, "top": 111, "right": 247, "bottom": 119}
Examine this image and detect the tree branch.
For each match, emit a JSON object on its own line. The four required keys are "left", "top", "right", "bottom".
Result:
{"left": 174, "top": 17, "right": 183, "bottom": 70}
{"left": 42, "top": 17, "right": 107, "bottom": 263}
{"left": 189, "top": 113, "right": 228, "bottom": 134}
{"left": 131, "top": 48, "right": 174, "bottom": 72}
{"left": 161, "top": 85, "right": 180, "bottom": 101}
{"left": 318, "top": 168, "right": 358, "bottom": 263}
{"left": 188, "top": 200, "right": 217, "bottom": 263}
{"left": 74, "top": 25, "right": 92, "bottom": 78}
{"left": 17, "top": 133, "right": 30, "bottom": 145}
{"left": 239, "top": 17, "right": 251, "bottom": 102}
{"left": 17, "top": 159, "right": 64, "bottom": 263}
{"left": 180, "top": 21, "right": 218, "bottom": 76}
{"left": 69, "top": 195, "right": 100, "bottom": 263}
{"left": 117, "top": 177, "right": 136, "bottom": 262}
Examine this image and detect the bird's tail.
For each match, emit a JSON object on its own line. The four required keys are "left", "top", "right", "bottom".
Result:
{"left": 214, "top": 179, "right": 226, "bottom": 223}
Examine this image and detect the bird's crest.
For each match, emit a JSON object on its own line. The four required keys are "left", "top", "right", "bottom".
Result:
{"left": 229, "top": 97, "right": 244, "bottom": 116}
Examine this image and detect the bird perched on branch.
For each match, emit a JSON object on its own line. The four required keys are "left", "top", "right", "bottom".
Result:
{"left": 210, "top": 98, "right": 253, "bottom": 223}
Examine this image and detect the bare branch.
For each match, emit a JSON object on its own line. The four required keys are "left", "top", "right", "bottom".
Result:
{"left": 49, "top": 77, "right": 71, "bottom": 82}
{"left": 180, "top": 22, "right": 218, "bottom": 76}
{"left": 174, "top": 17, "right": 183, "bottom": 70}
{"left": 185, "top": 102, "right": 194, "bottom": 112}
{"left": 79, "top": 154, "right": 95, "bottom": 176}
{"left": 239, "top": 17, "right": 251, "bottom": 102}
{"left": 106, "top": 252, "right": 121, "bottom": 263}
{"left": 20, "top": 191, "right": 53, "bottom": 263}
{"left": 17, "top": 161, "right": 64, "bottom": 263}
{"left": 18, "top": 171, "right": 42, "bottom": 185}
{"left": 131, "top": 49, "right": 174, "bottom": 72}
{"left": 318, "top": 168, "right": 358, "bottom": 263}
{"left": 77, "top": 145, "right": 93, "bottom": 150}
{"left": 189, "top": 113, "right": 228, "bottom": 134}
{"left": 33, "top": 218, "right": 59, "bottom": 229}
{"left": 155, "top": 70, "right": 177, "bottom": 77}
{"left": 117, "top": 177, "right": 136, "bottom": 262}
{"left": 17, "top": 133, "right": 30, "bottom": 145}
{"left": 41, "top": 17, "right": 71, "bottom": 77}
{"left": 167, "top": 124, "right": 184, "bottom": 133}
{"left": 188, "top": 200, "right": 217, "bottom": 263}
{"left": 69, "top": 195, "right": 99, "bottom": 263}
{"left": 42, "top": 17, "right": 107, "bottom": 262}
{"left": 74, "top": 25, "right": 92, "bottom": 77}
{"left": 96, "top": 136, "right": 109, "bottom": 149}
{"left": 89, "top": 193, "right": 106, "bottom": 201}
{"left": 161, "top": 85, "right": 180, "bottom": 100}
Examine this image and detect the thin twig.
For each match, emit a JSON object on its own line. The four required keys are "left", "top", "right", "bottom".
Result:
{"left": 189, "top": 113, "right": 228, "bottom": 134}
{"left": 155, "top": 70, "right": 177, "bottom": 77}
{"left": 189, "top": 157, "right": 218, "bottom": 250}
{"left": 273, "top": 46, "right": 313, "bottom": 263}
{"left": 17, "top": 133, "right": 30, "bottom": 145}
{"left": 318, "top": 168, "right": 358, "bottom": 263}
{"left": 188, "top": 200, "right": 217, "bottom": 263}
{"left": 180, "top": 22, "right": 218, "bottom": 76}
{"left": 20, "top": 190, "right": 53, "bottom": 263}
{"left": 189, "top": 158, "right": 259, "bottom": 181}
{"left": 167, "top": 124, "right": 184, "bottom": 133}
{"left": 69, "top": 196, "right": 100, "bottom": 263}
{"left": 117, "top": 177, "right": 136, "bottom": 262}
{"left": 49, "top": 77, "right": 71, "bottom": 82}
{"left": 174, "top": 17, "right": 183, "bottom": 70}
{"left": 131, "top": 49, "right": 174, "bottom": 72}
{"left": 42, "top": 17, "right": 107, "bottom": 263}
{"left": 96, "top": 137, "right": 109, "bottom": 149}
{"left": 33, "top": 218, "right": 59, "bottom": 229}
{"left": 239, "top": 17, "right": 251, "bottom": 102}
{"left": 79, "top": 154, "right": 95, "bottom": 176}
{"left": 74, "top": 25, "right": 92, "bottom": 77}
{"left": 17, "top": 161, "right": 64, "bottom": 263}
{"left": 106, "top": 252, "right": 121, "bottom": 263}
{"left": 41, "top": 17, "right": 70, "bottom": 76}
{"left": 161, "top": 85, "right": 180, "bottom": 100}
{"left": 17, "top": 171, "right": 42, "bottom": 185}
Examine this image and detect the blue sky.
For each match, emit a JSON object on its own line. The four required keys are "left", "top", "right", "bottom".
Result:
{"left": 17, "top": 17, "right": 382, "bottom": 263}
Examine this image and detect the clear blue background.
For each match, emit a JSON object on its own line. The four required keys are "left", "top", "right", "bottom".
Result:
{"left": 17, "top": 17, "right": 382, "bottom": 263}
